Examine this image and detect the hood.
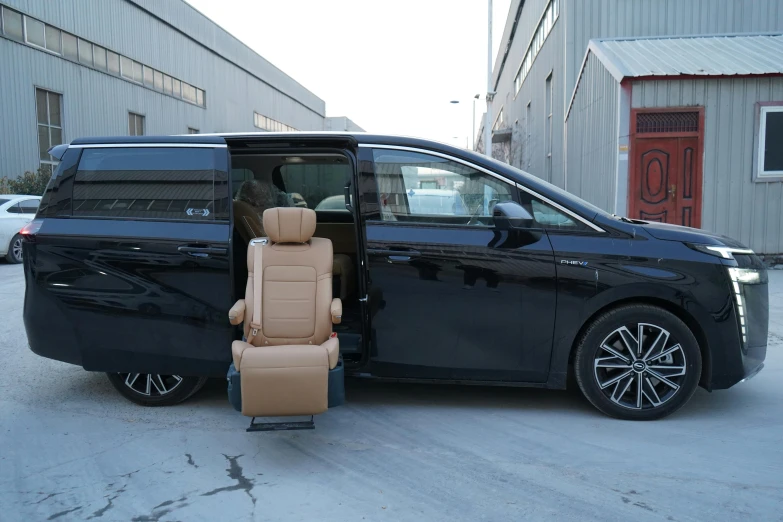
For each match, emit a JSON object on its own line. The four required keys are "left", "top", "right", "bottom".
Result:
{"left": 639, "top": 221, "right": 747, "bottom": 248}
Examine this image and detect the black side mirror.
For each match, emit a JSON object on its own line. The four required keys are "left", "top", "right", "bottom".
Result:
{"left": 493, "top": 201, "right": 534, "bottom": 230}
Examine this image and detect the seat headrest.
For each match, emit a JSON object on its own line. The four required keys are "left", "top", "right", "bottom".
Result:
{"left": 263, "top": 207, "right": 317, "bottom": 243}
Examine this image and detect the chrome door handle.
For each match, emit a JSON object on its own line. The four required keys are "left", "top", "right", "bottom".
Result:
{"left": 178, "top": 245, "right": 227, "bottom": 258}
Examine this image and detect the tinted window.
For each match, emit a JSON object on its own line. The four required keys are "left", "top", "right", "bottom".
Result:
{"left": 73, "top": 147, "right": 219, "bottom": 221}
{"left": 0, "top": 198, "right": 10, "bottom": 206}
{"left": 19, "top": 199, "right": 40, "bottom": 214}
{"left": 522, "top": 192, "right": 586, "bottom": 230}
{"left": 372, "top": 149, "right": 513, "bottom": 226}
{"left": 279, "top": 162, "right": 351, "bottom": 211}
{"left": 5, "top": 203, "right": 22, "bottom": 214}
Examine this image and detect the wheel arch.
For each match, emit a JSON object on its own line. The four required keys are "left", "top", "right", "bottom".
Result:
{"left": 565, "top": 296, "right": 712, "bottom": 390}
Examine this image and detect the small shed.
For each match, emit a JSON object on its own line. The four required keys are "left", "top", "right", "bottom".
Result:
{"left": 565, "top": 33, "right": 783, "bottom": 254}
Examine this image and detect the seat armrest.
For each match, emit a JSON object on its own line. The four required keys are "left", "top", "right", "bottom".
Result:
{"left": 322, "top": 336, "right": 340, "bottom": 370}
{"left": 228, "top": 299, "right": 246, "bottom": 325}
{"left": 330, "top": 298, "right": 342, "bottom": 325}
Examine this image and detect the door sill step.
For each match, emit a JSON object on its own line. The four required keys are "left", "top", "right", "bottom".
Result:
{"left": 247, "top": 416, "right": 315, "bottom": 432}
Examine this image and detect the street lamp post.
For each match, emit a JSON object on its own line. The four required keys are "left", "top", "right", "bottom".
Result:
{"left": 451, "top": 95, "right": 481, "bottom": 150}
{"left": 483, "top": 0, "right": 494, "bottom": 159}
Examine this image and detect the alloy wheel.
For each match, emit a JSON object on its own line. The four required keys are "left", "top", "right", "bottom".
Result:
{"left": 119, "top": 373, "right": 184, "bottom": 397}
{"left": 593, "top": 323, "right": 687, "bottom": 410}
{"left": 12, "top": 237, "right": 23, "bottom": 262}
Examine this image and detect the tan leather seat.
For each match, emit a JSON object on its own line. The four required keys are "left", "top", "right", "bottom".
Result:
{"left": 228, "top": 207, "right": 342, "bottom": 418}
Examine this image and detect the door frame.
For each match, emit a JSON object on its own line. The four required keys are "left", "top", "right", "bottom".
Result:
{"left": 628, "top": 106, "right": 705, "bottom": 227}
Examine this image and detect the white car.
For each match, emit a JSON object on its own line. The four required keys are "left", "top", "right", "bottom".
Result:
{"left": 0, "top": 195, "right": 41, "bottom": 263}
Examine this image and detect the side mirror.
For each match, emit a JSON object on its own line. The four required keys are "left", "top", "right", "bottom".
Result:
{"left": 492, "top": 201, "right": 534, "bottom": 230}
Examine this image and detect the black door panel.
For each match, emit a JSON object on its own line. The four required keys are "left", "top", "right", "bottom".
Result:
{"left": 31, "top": 220, "right": 233, "bottom": 376}
{"left": 365, "top": 223, "right": 556, "bottom": 381}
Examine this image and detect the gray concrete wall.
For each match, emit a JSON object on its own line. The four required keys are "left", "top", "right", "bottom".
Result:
{"left": 564, "top": 52, "right": 619, "bottom": 212}
{"left": 632, "top": 77, "right": 783, "bottom": 254}
{"left": 0, "top": 0, "right": 326, "bottom": 178}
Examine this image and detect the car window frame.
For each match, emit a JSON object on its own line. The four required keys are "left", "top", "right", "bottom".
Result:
{"left": 65, "top": 143, "right": 229, "bottom": 224}
{"left": 18, "top": 198, "right": 41, "bottom": 214}
{"left": 362, "top": 144, "right": 605, "bottom": 234}
{"left": 367, "top": 147, "right": 521, "bottom": 229}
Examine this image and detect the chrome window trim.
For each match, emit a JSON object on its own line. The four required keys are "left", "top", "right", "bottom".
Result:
{"left": 359, "top": 143, "right": 605, "bottom": 233}
{"left": 69, "top": 143, "right": 227, "bottom": 149}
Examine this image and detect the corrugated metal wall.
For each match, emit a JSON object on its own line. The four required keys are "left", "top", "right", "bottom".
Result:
{"left": 565, "top": 0, "right": 783, "bottom": 108}
{"left": 564, "top": 52, "right": 618, "bottom": 211}
{"left": 0, "top": 0, "right": 326, "bottom": 178}
{"left": 491, "top": 0, "right": 783, "bottom": 191}
{"left": 632, "top": 77, "right": 783, "bottom": 254}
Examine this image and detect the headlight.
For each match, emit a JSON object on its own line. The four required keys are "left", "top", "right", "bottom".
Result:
{"left": 687, "top": 243, "right": 755, "bottom": 260}
{"left": 728, "top": 267, "right": 762, "bottom": 285}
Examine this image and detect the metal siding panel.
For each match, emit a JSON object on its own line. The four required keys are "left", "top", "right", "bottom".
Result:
{"left": 565, "top": 52, "right": 619, "bottom": 211}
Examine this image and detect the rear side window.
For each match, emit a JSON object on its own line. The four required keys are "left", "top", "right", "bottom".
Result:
{"left": 0, "top": 198, "right": 10, "bottom": 206}
{"left": 73, "top": 147, "right": 222, "bottom": 221}
{"left": 19, "top": 199, "right": 40, "bottom": 214}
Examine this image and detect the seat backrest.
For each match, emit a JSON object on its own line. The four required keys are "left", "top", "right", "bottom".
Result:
{"left": 242, "top": 207, "right": 333, "bottom": 347}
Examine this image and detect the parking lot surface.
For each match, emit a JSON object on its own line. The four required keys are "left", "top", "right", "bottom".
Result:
{"left": 1, "top": 263, "right": 781, "bottom": 521}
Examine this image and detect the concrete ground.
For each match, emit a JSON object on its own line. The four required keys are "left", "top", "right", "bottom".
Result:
{"left": 0, "top": 263, "right": 781, "bottom": 522}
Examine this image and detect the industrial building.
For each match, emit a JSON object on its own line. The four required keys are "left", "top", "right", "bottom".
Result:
{"left": 482, "top": 0, "right": 783, "bottom": 253}
{"left": 0, "top": 0, "right": 361, "bottom": 178}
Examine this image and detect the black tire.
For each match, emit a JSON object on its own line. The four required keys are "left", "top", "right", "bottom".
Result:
{"left": 106, "top": 372, "right": 208, "bottom": 406}
{"left": 5, "top": 233, "right": 23, "bottom": 263}
{"left": 574, "top": 304, "right": 701, "bottom": 421}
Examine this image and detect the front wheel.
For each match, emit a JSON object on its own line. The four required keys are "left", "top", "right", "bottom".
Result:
{"left": 107, "top": 373, "right": 208, "bottom": 406}
{"left": 6, "top": 233, "right": 23, "bottom": 263}
{"left": 574, "top": 304, "right": 702, "bottom": 421}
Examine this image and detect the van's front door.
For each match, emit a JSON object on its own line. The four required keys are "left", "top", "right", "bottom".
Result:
{"left": 357, "top": 146, "right": 557, "bottom": 382}
{"left": 28, "top": 138, "right": 234, "bottom": 377}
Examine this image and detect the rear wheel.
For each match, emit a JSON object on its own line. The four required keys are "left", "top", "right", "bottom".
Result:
{"left": 574, "top": 304, "right": 701, "bottom": 420}
{"left": 5, "top": 233, "right": 23, "bottom": 263}
{"left": 106, "top": 372, "right": 208, "bottom": 406}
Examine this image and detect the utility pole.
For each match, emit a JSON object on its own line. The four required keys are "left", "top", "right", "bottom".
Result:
{"left": 483, "top": 0, "right": 494, "bottom": 158}
{"left": 473, "top": 94, "right": 479, "bottom": 150}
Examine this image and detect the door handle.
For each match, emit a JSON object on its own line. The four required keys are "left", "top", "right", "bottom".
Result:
{"left": 387, "top": 255, "right": 414, "bottom": 263}
{"left": 178, "top": 245, "right": 227, "bottom": 258}
{"left": 669, "top": 184, "right": 676, "bottom": 201}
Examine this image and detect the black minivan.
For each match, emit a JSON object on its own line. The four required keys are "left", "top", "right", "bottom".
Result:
{"left": 22, "top": 132, "right": 768, "bottom": 420}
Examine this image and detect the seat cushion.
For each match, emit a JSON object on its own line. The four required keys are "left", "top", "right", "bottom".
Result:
{"left": 238, "top": 343, "right": 329, "bottom": 417}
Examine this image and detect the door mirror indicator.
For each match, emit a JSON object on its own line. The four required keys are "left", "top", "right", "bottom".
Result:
{"left": 492, "top": 201, "right": 534, "bottom": 230}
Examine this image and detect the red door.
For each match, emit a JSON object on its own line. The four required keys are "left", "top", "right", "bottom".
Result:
{"left": 629, "top": 109, "right": 703, "bottom": 228}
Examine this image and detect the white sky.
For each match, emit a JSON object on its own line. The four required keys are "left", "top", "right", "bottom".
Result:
{"left": 184, "top": 0, "right": 513, "bottom": 148}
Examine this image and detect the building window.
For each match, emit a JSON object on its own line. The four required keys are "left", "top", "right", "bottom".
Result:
{"left": 513, "top": 0, "right": 559, "bottom": 95}
{"left": 3, "top": 4, "right": 206, "bottom": 108}
{"left": 78, "top": 38, "right": 92, "bottom": 66}
{"left": 1, "top": 6, "right": 23, "bottom": 41}
{"left": 35, "top": 89, "right": 63, "bottom": 174}
{"left": 254, "top": 112, "right": 297, "bottom": 132}
{"left": 44, "top": 25, "right": 61, "bottom": 54}
{"left": 187, "top": 127, "right": 199, "bottom": 134}
{"left": 24, "top": 16, "right": 45, "bottom": 47}
{"left": 128, "top": 112, "right": 145, "bottom": 136}
{"left": 93, "top": 45, "right": 107, "bottom": 71}
{"left": 757, "top": 105, "right": 783, "bottom": 179}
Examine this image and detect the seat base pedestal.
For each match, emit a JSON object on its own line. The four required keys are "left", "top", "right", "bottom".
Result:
{"left": 247, "top": 416, "right": 315, "bottom": 432}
